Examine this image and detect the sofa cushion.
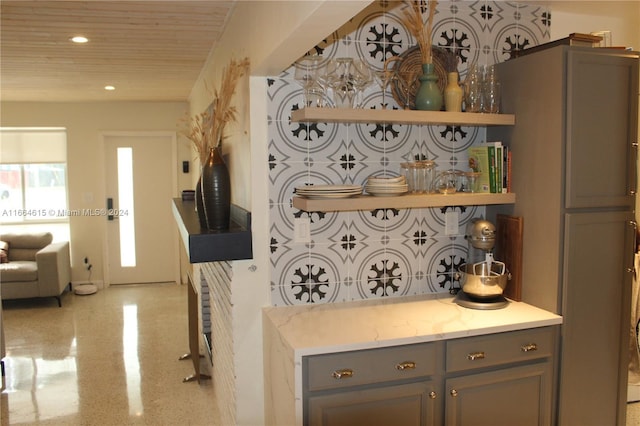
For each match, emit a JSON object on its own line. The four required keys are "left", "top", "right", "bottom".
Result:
{"left": 1, "top": 232, "right": 53, "bottom": 261}
{"left": 0, "top": 261, "right": 38, "bottom": 282}
{"left": 0, "top": 241, "right": 8, "bottom": 263}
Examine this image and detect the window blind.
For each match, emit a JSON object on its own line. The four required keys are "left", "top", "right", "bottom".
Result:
{"left": 0, "top": 128, "right": 67, "bottom": 163}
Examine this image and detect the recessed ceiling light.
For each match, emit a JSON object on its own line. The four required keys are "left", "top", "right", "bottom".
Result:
{"left": 70, "top": 36, "right": 89, "bottom": 44}
{"left": 104, "top": 85, "right": 116, "bottom": 91}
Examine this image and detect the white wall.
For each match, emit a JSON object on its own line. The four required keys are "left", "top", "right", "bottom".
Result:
{"left": 549, "top": 1, "right": 640, "bottom": 48}
{"left": 0, "top": 101, "right": 190, "bottom": 284}
{"left": 187, "top": 2, "right": 372, "bottom": 424}
{"left": 189, "top": 1, "right": 638, "bottom": 424}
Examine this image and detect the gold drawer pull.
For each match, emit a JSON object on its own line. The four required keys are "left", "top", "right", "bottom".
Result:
{"left": 429, "top": 391, "right": 437, "bottom": 400}
{"left": 450, "top": 389, "right": 458, "bottom": 397}
{"left": 395, "top": 361, "right": 416, "bottom": 371}
{"left": 331, "top": 369, "right": 354, "bottom": 380}
{"left": 467, "top": 351, "right": 485, "bottom": 361}
{"left": 521, "top": 343, "right": 538, "bottom": 352}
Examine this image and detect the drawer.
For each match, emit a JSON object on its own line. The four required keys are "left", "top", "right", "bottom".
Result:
{"left": 446, "top": 327, "right": 555, "bottom": 373}
{"left": 305, "top": 342, "right": 438, "bottom": 392}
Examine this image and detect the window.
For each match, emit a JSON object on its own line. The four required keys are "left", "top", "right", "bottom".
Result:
{"left": 0, "top": 163, "right": 68, "bottom": 222}
{"left": 0, "top": 128, "right": 69, "bottom": 238}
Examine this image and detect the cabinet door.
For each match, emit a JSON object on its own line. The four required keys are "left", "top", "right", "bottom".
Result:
{"left": 445, "top": 362, "right": 552, "bottom": 426}
{"left": 307, "top": 381, "right": 439, "bottom": 426}
{"left": 559, "top": 211, "right": 635, "bottom": 425}
{"left": 565, "top": 50, "right": 639, "bottom": 209}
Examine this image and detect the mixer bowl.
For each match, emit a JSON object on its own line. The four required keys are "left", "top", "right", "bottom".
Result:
{"left": 458, "top": 262, "right": 510, "bottom": 299}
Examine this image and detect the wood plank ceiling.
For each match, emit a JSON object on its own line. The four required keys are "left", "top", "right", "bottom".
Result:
{"left": 0, "top": 1, "right": 234, "bottom": 102}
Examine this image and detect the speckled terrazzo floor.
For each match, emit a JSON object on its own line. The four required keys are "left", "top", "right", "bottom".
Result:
{"left": 1, "top": 283, "right": 221, "bottom": 425}
{"left": 2, "top": 283, "right": 640, "bottom": 426}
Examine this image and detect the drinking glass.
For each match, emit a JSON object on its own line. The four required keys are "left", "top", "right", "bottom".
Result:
{"left": 294, "top": 55, "right": 323, "bottom": 107}
{"left": 482, "top": 65, "right": 500, "bottom": 113}
{"left": 329, "top": 58, "right": 356, "bottom": 108}
{"left": 463, "top": 171, "right": 482, "bottom": 193}
{"left": 316, "top": 60, "right": 336, "bottom": 107}
{"left": 396, "top": 69, "right": 419, "bottom": 110}
{"left": 374, "top": 70, "right": 394, "bottom": 109}
{"left": 463, "top": 63, "right": 483, "bottom": 113}
{"left": 351, "top": 59, "right": 374, "bottom": 108}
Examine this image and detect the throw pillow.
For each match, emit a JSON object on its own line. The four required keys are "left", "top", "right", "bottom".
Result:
{"left": 0, "top": 240, "right": 8, "bottom": 263}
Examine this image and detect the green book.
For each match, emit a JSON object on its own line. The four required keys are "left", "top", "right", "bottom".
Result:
{"left": 484, "top": 141, "right": 503, "bottom": 193}
{"left": 487, "top": 145, "right": 497, "bottom": 193}
{"left": 467, "top": 146, "right": 491, "bottom": 193}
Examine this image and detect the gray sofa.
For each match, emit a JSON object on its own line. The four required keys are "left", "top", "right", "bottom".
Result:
{"left": 0, "top": 232, "right": 71, "bottom": 306}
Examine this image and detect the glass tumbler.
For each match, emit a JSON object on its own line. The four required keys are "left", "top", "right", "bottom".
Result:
{"left": 483, "top": 80, "right": 501, "bottom": 113}
{"left": 408, "top": 162, "right": 423, "bottom": 193}
{"left": 417, "top": 160, "right": 436, "bottom": 193}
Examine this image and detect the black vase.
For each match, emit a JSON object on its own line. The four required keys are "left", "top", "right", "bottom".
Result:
{"left": 200, "top": 146, "right": 231, "bottom": 230}
{"left": 194, "top": 176, "right": 208, "bottom": 229}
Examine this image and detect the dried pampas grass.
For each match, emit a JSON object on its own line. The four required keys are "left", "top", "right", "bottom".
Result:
{"left": 402, "top": 0, "right": 438, "bottom": 64}
{"left": 208, "top": 57, "right": 250, "bottom": 149}
{"left": 180, "top": 57, "right": 250, "bottom": 165}
{"left": 180, "top": 110, "right": 211, "bottom": 165}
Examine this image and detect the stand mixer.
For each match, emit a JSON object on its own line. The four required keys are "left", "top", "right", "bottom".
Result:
{"left": 456, "top": 218, "right": 510, "bottom": 310}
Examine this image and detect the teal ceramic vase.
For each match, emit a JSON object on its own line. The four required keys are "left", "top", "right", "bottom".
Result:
{"left": 415, "top": 63, "right": 443, "bottom": 111}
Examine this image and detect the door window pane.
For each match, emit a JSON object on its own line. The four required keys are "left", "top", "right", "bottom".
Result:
{"left": 117, "top": 147, "right": 136, "bottom": 267}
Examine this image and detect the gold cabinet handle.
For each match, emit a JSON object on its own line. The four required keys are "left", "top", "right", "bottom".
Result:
{"left": 395, "top": 361, "right": 416, "bottom": 371}
{"left": 521, "top": 343, "right": 538, "bottom": 352}
{"left": 467, "top": 351, "right": 485, "bottom": 361}
{"left": 450, "top": 389, "right": 458, "bottom": 397}
{"left": 429, "top": 391, "right": 437, "bottom": 399}
{"left": 331, "top": 369, "right": 354, "bottom": 380}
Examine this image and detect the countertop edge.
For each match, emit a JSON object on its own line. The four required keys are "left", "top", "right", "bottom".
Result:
{"left": 293, "top": 317, "right": 563, "bottom": 357}
{"left": 263, "top": 296, "right": 563, "bottom": 358}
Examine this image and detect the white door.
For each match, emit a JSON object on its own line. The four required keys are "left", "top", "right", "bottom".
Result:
{"left": 104, "top": 133, "right": 177, "bottom": 284}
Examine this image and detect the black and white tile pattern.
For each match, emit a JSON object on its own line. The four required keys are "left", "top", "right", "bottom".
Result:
{"left": 267, "top": 1, "right": 550, "bottom": 306}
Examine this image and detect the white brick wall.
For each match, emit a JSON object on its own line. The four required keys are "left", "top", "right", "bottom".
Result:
{"left": 201, "top": 261, "right": 235, "bottom": 426}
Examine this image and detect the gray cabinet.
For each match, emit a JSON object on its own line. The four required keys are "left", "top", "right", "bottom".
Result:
{"left": 488, "top": 45, "right": 639, "bottom": 425}
{"left": 304, "top": 342, "right": 441, "bottom": 426}
{"left": 308, "top": 381, "right": 438, "bottom": 426}
{"left": 444, "top": 328, "right": 555, "bottom": 426}
{"left": 445, "top": 363, "right": 551, "bottom": 426}
{"left": 303, "top": 327, "right": 555, "bottom": 426}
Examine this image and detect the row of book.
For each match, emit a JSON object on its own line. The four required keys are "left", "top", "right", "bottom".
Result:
{"left": 467, "top": 142, "right": 512, "bottom": 193}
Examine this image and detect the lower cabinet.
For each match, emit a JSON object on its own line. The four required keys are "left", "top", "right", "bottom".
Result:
{"left": 303, "top": 326, "right": 556, "bottom": 426}
{"left": 445, "top": 363, "right": 552, "bottom": 426}
{"left": 308, "top": 380, "right": 439, "bottom": 426}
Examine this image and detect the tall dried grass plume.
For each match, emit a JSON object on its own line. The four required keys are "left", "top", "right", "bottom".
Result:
{"left": 180, "top": 57, "right": 250, "bottom": 165}
{"left": 401, "top": 0, "right": 438, "bottom": 64}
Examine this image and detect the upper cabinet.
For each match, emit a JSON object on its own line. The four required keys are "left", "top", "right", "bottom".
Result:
{"left": 564, "top": 50, "right": 639, "bottom": 209}
{"left": 291, "top": 107, "right": 517, "bottom": 212}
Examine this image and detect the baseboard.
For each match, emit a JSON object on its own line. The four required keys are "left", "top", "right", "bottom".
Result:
{"left": 71, "top": 280, "right": 104, "bottom": 290}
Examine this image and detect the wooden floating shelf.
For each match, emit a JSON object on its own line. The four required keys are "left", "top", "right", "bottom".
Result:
{"left": 291, "top": 107, "right": 516, "bottom": 126}
{"left": 292, "top": 192, "right": 516, "bottom": 212}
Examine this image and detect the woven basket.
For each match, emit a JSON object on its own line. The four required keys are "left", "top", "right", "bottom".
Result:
{"left": 389, "top": 46, "right": 458, "bottom": 110}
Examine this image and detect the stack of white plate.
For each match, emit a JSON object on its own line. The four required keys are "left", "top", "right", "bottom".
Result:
{"left": 365, "top": 175, "right": 408, "bottom": 197}
{"left": 295, "top": 184, "right": 363, "bottom": 199}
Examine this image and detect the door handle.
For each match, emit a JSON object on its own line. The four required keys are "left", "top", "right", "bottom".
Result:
{"left": 107, "top": 198, "right": 115, "bottom": 221}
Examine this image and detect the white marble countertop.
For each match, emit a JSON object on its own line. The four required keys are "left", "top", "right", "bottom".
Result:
{"left": 263, "top": 294, "right": 562, "bottom": 425}
{"left": 264, "top": 294, "right": 562, "bottom": 357}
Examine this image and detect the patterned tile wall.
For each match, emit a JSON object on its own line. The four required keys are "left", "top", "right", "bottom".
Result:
{"left": 267, "top": 1, "right": 550, "bottom": 306}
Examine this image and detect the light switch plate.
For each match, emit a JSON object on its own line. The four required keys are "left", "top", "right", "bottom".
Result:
{"left": 294, "top": 217, "right": 311, "bottom": 243}
{"left": 445, "top": 211, "right": 459, "bottom": 235}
